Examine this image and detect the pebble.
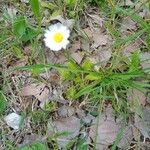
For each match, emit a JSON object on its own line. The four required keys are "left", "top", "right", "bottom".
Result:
{"left": 4, "top": 112, "right": 21, "bottom": 130}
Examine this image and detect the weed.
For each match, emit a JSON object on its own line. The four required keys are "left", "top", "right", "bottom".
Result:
{"left": 1, "top": 0, "right": 150, "bottom": 149}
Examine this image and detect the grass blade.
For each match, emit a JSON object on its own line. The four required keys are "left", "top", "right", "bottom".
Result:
{"left": 30, "top": 0, "right": 41, "bottom": 27}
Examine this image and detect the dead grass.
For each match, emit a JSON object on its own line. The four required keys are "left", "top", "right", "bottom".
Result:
{"left": 0, "top": 0, "right": 150, "bottom": 150}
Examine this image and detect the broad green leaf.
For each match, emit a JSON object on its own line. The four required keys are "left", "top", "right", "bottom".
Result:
{"left": 18, "top": 142, "right": 48, "bottom": 150}
{"left": 21, "top": 26, "right": 39, "bottom": 42}
{"left": 55, "top": 131, "right": 72, "bottom": 138}
{"left": 12, "top": 46, "right": 23, "bottom": 59}
{"left": 58, "top": 68, "right": 70, "bottom": 79}
{"left": 85, "top": 72, "right": 102, "bottom": 81}
{"left": 41, "top": 1, "right": 55, "bottom": 10}
{"left": 13, "top": 16, "right": 26, "bottom": 38}
{"left": 30, "top": 0, "right": 41, "bottom": 25}
{"left": 66, "top": 86, "right": 76, "bottom": 100}
{"left": 82, "top": 59, "right": 93, "bottom": 70}
{"left": 12, "top": 16, "right": 39, "bottom": 42}
{"left": 51, "top": 10, "right": 61, "bottom": 17}
{"left": 76, "top": 138, "right": 88, "bottom": 150}
{"left": 18, "top": 146, "right": 32, "bottom": 150}
{"left": 31, "top": 142, "right": 48, "bottom": 150}
{"left": 66, "top": 0, "right": 76, "bottom": 7}
{"left": 68, "top": 61, "right": 78, "bottom": 70}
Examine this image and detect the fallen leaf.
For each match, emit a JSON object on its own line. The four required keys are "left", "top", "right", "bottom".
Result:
{"left": 122, "top": 40, "right": 141, "bottom": 56}
{"left": 40, "top": 87, "right": 68, "bottom": 109}
{"left": 4, "top": 113, "right": 21, "bottom": 130}
{"left": 20, "top": 83, "right": 50, "bottom": 102}
{"left": 89, "top": 117, "right": 120, "bottom": 146}
{"left": 76, "top": 108, "right": 86, "bottom": 118}
{"left": 127, "top": 89, "right": 146, "bottom": 112}
{"left": 81, "top": 38, "right": 90, "bottom": 51}
{"left": 18, "top": 134, "right": 44, "bottom": 147}
{"left": 132, "top": 126, "right": 141, "bottom": 141}
{"left": 6, "top": 6, "right": 17, "bottom": 19}
{"left": 57, "top": 105, "right": 75, "bottom": 117}
{"left": 147, "top": 93, "right": 150, "bottom": 104}
{"left": 121, "top": 17, "right": 137, "bottom": 32}
{"left": 92, "top": 29, "right": 109, "bottom": 48}
{"left": 117, "top": 126, "right": 133, "bottom": 149}
{"left": 45, "top": 50, "right": 67, "bottom": 64}
{"left": 47, "top": 116, "right": 80, "bottom": 148}
{"left": 134, "top": 106, "right": 150, "bottom": 139}
{"left": 82, "top": 113, "right": 95, "bottom": 125}
{"left": 88, "top": 14, "right": 103, "bottom": 27}
{"left": 82, "top": 27, "right": 93, "bottom": 39}
{"left": 89, "top": 49, "right": 112, "bottom": 70}
{"left": 70, "top": 40, "right": 81, "bottom": 52}
{"left": 50, "top": 15, "right": 74, "bottom": 30}
{"left": 71, "top": 52, "right": 84, "bottom": 64}
{"left": 89, "top": 105, "right": 133, "bottom": 148}
{"left": 140, "top": 52, "right": 150, "bottom": 70}
{"left": 119, "top": 0, "right": 134, "bottom": 6}
{"left": 89, "top": 105, "right": 120, "bottom": 146}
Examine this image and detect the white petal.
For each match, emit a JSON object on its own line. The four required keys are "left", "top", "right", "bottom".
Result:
{"left": 62, "top": 40, "right": 69, "bottom": 49}
{"left": 44, "top": 23, "right": 70, "bottom": 51}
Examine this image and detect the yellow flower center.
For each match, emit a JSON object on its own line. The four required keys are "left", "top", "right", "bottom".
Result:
{"left": 53, "top": 32, "right": 63, "bottom": 43}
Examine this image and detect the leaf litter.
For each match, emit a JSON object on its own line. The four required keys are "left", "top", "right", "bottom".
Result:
{"left": 89, "top": 105, "right": 133, "bottom": 149}
{"left": 1, "top": 0, "right": 150, "bottom": 149}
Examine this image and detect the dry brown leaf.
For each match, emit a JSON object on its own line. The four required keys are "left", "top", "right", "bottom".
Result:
{"left": 50, "top": 15, "right": 74, "bottom": 30}
{"left": 20, "top": 83, "right": 50, "bottom": 102}
{"left": 81, "top": 38, "right": 90, "bottom": 51}
{"left": 92, "top": 29, "right": 109, "bottom": 48}
{"left": 132, "top": 126, "right": 141, "bottom": 141}
{"left": 89, "top": 117, "right": 120, "bottom": 146}
{"left": 47, "top": 116, "right": 80, "bottom": 148}
{"left": 18, "top": 134, "right": 44, "bottom": 147}
{"left": 127, "top": 89, "right": 146, "bottom": 111}
{"left": 70, "top": 40, "right": 81, "bottom": 52}
{"left": 134, "top": 106, "right": 150, "bottom": 139}
{"left": 122, "top": 40, "right": 140, "bottom": 56}
{"left": 71, "top": 52, "right": 83, "bottom": 64}
{"left": 147, "top": 93, "right": 150, "bottom": 104}
{"left": 89, "top": 105, "right": 133, "bottom": 148}
{"left": 119, "top": 0, "right": 134, "bottom": 6}
{"left": 117, "top": 126, "right": 133, "bottom": 149}
{"left": 140, "top": 52, "right": 150, "bottom": 70}
{"left": 13, "top": 56, "right": 28, "bottom": 68}
{"left": 121, "top": 17, "right": 137, "bottom": 32}
{"left": 90, "top": 49, "right": 112, "bottom": 70}
{"left": 83, "top": 27, "right": 93, "bottom": 39}
{"left": 88, "top": 14, "right": 103, "bottom": 27}
{"left": 57, "top": 105, "right": 75, "bottom": 117}
{"left": 45, "top": 50, "right": 67, "bottom": 64}
{"left": 89, "top": 105, "right": 120, "bottom": 146}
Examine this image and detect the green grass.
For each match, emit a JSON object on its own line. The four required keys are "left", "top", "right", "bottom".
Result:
{"left": 0, "top": 0, "right": 150, "bottom": 149}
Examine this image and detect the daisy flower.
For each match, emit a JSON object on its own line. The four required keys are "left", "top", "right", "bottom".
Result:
{"left": 44, "top": 23, "right": 70, "bottom": 51}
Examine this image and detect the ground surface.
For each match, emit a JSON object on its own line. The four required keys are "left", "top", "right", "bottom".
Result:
{"left": 0, "top": 0, "right": 150, "bottom": 150}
